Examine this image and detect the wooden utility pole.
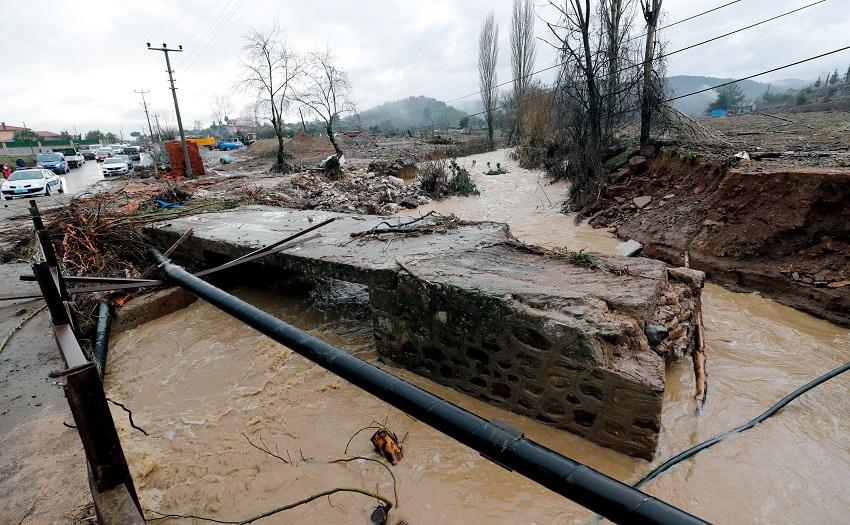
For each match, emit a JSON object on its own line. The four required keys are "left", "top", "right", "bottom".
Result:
{"left": 134, "top": 90, "right": 156, "bottom": 142}
{"left": 135, "top": 89, "right": 161, "bottom": 166}
{"left": 147, "top": 43, "right": 193, "bottom": 177}
{"left": 640, "top": 0, "right": 662, "bottom": 148}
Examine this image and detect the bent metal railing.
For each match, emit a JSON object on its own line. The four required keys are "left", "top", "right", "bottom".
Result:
{"left": 28, "top": 200, "right": 144, "bottom": 524}
{"left": 26, "top": 199, "right": 708, "bottom": 525}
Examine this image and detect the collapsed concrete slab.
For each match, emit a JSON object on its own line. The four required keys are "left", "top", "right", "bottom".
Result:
{"left": 146, "top": 206, "right": 703, "bottom": 459}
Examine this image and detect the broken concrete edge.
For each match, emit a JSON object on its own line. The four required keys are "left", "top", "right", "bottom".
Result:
{"left": 139, "top": 208, "right": 704, "bottom": 459}
{"left": 111, "top": 287, "right": 198, "bottom": 335}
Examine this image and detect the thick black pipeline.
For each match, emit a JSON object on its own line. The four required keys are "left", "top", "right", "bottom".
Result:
{"left": 93, "top": 301, "right": 112, "bottom": 378}
{"left": 150, "top": 249, "right": 708, "bottom": 525}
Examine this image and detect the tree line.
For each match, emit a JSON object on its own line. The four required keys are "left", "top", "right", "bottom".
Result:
{"left": 477, "top": 0, "right": 668, "bottom": 209}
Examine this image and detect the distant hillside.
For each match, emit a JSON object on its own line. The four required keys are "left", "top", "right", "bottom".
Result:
{"left": 344, "top": 96, "right": 467, "bottom": 131}
{"left": 667, "top": 75, "right": 778, "bottom": 115}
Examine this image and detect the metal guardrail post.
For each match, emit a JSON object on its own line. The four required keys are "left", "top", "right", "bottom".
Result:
{"left": 27, "top": 208, "right": 145, "bottom": 524}
{"left": 64, "top": 363, "right": 140, "bottom": 508}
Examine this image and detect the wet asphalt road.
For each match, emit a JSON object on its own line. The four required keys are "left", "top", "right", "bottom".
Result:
{"left": 0, "top": 154, "right": 153, "bottom": 220}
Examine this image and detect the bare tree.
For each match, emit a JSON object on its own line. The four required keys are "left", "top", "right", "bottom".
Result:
{"left": 510, "top": 0, "right": 536, "bottom": 144}
{"left": 602, "top": 0, "right": 638, "bottom": 138}
{"left": 152, "top": 110, "right": 176, "bottom": 140}
{"left": 546, "top": 0, "right": 645, "bottom": 209}
{"left": 640, "top": 0, "right": 662, "bottom": 146}
{"left": 478, "top": 13, "right": 499, "bottom": 150}
{"left": 294, "top": 49, "right": 356, "bottom": 157}
{"left": 238, "top": 23, "right": 302, "bottom": 172}
{"left": 211, "top": 95, "right": 233, "bottom": 126}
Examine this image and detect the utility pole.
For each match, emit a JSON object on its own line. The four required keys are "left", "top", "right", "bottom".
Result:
{"left": 134, "top": 89, "right": 160, "bottom": 166}
{"left": 147, "top": 43, "right": 193, "bottom": 178}
{"left": 134, "top": 89, "right": 157, "bottom": 142}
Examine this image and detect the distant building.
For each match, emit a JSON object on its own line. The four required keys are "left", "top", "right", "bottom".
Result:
{"left": 226, "top": 116, "right": 257, "bottom": 135}
{"left": 0, "top": 123, "right": 62, "bottom": 142}
{"left": 0, "top": 122, "right": 27, "bottom": 142}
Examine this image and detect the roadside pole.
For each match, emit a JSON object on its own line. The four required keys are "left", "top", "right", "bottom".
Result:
{"left": 134, "top": 89, "right": 160, "bottom": 167}
{"left": 146, "top": 43, "right": 193, "bottom": 178}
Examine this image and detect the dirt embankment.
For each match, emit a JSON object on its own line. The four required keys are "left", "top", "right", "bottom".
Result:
{"left": 589, "top": 151, "right": 850, "bottom": 326}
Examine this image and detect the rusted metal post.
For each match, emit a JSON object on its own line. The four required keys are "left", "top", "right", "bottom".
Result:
{"left": 64, "top": 363, "right": 142, "bottom": 513}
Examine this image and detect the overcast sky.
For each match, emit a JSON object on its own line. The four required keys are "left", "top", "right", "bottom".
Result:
{"left": 2, "top": 0, "right": 847, "bottom": 135}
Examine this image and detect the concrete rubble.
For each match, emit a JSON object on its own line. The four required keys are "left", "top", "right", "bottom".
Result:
{"left": 147, "top": 206, "right": 705, "bottom": 459}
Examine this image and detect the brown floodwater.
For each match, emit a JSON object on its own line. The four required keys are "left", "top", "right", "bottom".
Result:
{"left": 106, "top": 150, "right": 850, "bottom": 524}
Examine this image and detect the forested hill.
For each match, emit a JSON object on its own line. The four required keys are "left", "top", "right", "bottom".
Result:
{"left": 344, "top": 96, "right": 466, "bottom": 130}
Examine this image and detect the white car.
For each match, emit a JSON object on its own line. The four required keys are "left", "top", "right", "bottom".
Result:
{"left": 1, "top": 168, "right": 64, "bottom": 200}
{"left": 101, "top": 156, "right": 129, "bottom": 176}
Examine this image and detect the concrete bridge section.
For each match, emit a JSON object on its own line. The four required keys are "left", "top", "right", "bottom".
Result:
{"left": 146, "top": 205, "right": 704, "bottom": 459}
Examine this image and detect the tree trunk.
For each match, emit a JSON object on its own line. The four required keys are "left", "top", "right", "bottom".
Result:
{"left": 487, "top": 116, "right": 495, "bottom": 151}
{"left": 326, "top": 123, "right": 342, "bottom": 156}
{"left": 640, "top": 3, "right": 660, "bottom": 147}
{"left": 299, "top": 108, "right": 307, "bottom": 133}
{"left": 276, "top": 129, "right": 286, "bottom": 170}
{"left": 271, "top": 106, "right": 288, "bottom": 172}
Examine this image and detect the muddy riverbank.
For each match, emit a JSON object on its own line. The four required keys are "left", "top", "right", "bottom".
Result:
{"left": 105, "top": 149, "right": 850, "bottom": 524}
{"left": 588, "top": 149, "right": 850, "bottom": 327}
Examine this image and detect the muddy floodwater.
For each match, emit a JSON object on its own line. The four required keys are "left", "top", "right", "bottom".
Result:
{"left": 106, "top": 150, "right": 850, "bottom": 524}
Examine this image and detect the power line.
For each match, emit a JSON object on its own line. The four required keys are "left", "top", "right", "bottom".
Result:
{"left": 457, "top": 43, "right": 850, "bottom": 132}
{"left": 418, "top": 1, "right": 829, "bottom": 132}
{"left": 177, "top": 0, "right": 235, "bottom": 68}
{"left": 182, "top": 0, "right": 257, "bottom": 73}
{"left": 178, "top": 0, "right": 227, "bottom": 58}
{"left": 666, "top": 44, "right": 850, "bottom": 103}
{"left": 444, "top": 0, "right": 748, "bottom": 105}
{"left": 625, "top": 0, "right": 743, "bottom": 43}
{"left": 164, "top": 2, "right": 192, "bottom": 45}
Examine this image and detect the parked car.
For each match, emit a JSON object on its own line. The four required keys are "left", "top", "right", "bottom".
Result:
{"left": 1, "top": 168, "right": 63, "bottom": 199}
{"left": 115, "top": 154, "right": 134, "bottom": 170}
{"left": 95, "top": 148, "right": 112, "bottom": 162}
{"left": 81, "top": 147, "right": 97, "bottom": 160}
{"left": 36, "top": 152, "right": 69, "bottom": 174}
{"left": 101, "top": 156, "right": 129, "bottom": 176}
{"left": 123, "top": 146, "right": 141, "bottom": 161}
{"left": 218, "top": 139, "right": 244, "bottom": 151}
{"left": 53, "top": 147, "right": 85, "bottom": 168}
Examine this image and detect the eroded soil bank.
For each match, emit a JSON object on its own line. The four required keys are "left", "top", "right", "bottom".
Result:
{"left": 104, "top": 150, "right": 850, "bottom": 524}
{"left": 589, "top": 149, "right": 850, "bottom": 326}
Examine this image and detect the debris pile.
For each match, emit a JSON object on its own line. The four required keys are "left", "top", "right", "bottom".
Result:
{"left": 245, "top": 169, "right": 431, "bottom": 215}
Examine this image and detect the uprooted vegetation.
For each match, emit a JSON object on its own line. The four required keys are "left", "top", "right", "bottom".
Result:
{"left": 418, "top": 158, "right": 479, "bottom": 198}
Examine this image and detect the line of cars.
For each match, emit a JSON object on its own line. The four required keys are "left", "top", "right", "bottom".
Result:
{"left": 84, "top": 145, "right": 141, "bottom": 177}
{"left": 0, "top": 144, "right": 145, "bottom": 200}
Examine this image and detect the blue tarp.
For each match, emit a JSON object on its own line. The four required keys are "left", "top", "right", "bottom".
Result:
{"left": 710, "top": 108, "right": 727, "bottom": 117}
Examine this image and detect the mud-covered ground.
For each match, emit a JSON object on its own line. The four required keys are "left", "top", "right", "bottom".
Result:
{"left": 0, "top": 264, "right": 92, "bottom": 523}
{"left": 695, "top": 110, "right": 850, "bottom": 170}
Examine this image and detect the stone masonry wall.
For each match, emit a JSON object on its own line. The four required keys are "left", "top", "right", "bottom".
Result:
{"left": 371, "top": 274, "right": 667, "bottom": 460}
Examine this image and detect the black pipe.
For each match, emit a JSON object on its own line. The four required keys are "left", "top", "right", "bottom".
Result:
{"left": 634, "top": 358, "right": 850, "bottom": 490}
{"left": 93, "top": 302, "right": 113, "bottom": 378}
{"left": 150, "top": 249, "right": 708, "bottom": 525}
